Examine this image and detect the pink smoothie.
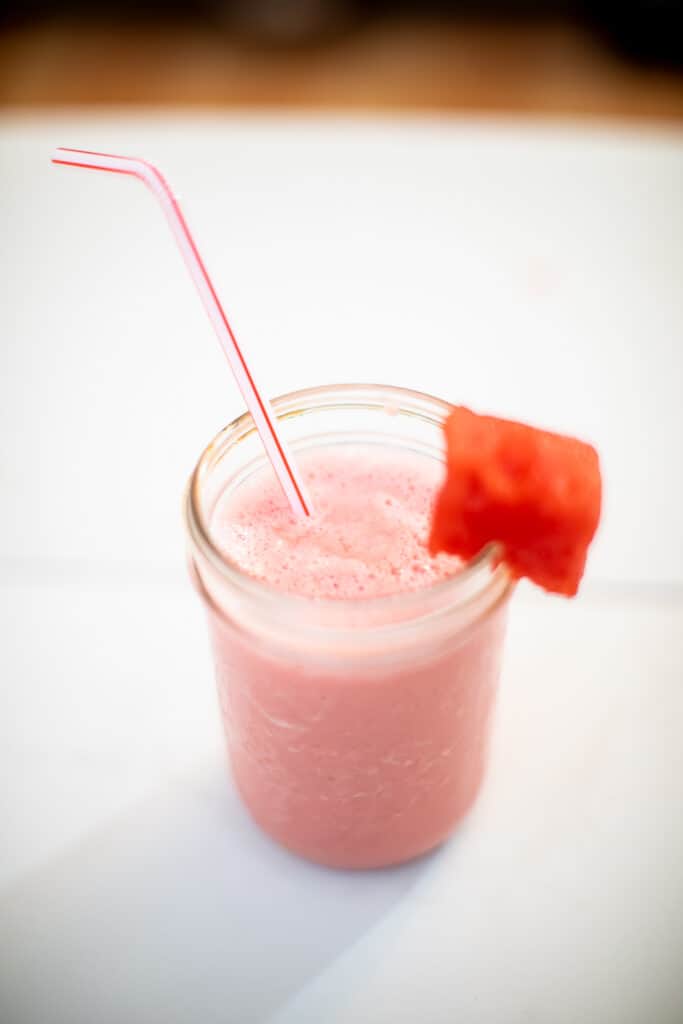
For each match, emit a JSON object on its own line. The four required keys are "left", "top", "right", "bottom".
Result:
{"left": 211, "top": 446, "right": 462, "bottom": 599}
{"left": 203, "top": 444, "right": 508, "bottom": 868}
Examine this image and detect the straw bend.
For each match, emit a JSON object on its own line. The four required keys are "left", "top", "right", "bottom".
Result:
{"left": 51, "top": 146, "right": 312, "bottom": 519}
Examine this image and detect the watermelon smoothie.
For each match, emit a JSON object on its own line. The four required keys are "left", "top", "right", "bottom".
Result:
{"left": 186, "top": 385, "right": 512, "bottom": 869}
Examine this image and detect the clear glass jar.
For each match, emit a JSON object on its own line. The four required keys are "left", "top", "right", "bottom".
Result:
{"left": 185, "top": 384, "right": 512, "bottom": 869}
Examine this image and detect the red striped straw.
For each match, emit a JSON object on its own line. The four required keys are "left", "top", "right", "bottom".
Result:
{"left": 51, "top": 146, "right": 312, "bottom": 518}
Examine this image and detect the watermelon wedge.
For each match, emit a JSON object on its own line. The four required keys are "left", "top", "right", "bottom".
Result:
{"left": 429, "top": 407, "right": 602, "bottom": 596}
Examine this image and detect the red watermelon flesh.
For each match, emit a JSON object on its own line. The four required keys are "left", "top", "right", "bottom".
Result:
{"left": 429, "top": 407, "right": 602, "bottom": 596}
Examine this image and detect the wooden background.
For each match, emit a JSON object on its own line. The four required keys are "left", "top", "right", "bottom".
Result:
{"left": 1, "top": 13, "right": 682, "bottom": 119}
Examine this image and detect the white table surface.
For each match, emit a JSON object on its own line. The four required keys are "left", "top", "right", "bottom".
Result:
{"left": 1, "top": 113, "right": 682, "bottom": 1023}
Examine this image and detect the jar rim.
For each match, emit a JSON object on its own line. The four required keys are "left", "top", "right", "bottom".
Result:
{"left": 184, "top": 383, "right": 511, "bottom": 628}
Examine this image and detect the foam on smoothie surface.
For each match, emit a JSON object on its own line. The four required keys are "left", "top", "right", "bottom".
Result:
{"left": 210, "top": 445, "right": 462, "bottom": 599}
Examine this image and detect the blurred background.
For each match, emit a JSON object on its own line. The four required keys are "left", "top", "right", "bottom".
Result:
{"left": 1, "top": 0, "right": 682, "bottom": 116}
{"left": 2, "top": 5, "right": 683, "bottom": 1024}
